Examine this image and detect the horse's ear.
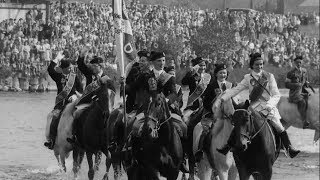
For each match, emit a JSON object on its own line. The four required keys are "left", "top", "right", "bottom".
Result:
{"left": 244, "top": 100, "right": 250, "bottom": 110}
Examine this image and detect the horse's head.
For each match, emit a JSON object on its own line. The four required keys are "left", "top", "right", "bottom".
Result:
{"left": 94, "top": 77, "right": 116, "bottom": 118}
{"left": 212, "top": 93, "right": 235, "bottom": 120}
{"left": 232, "top": 100, "right": 253, "bottom": 152}
{"left": 140, "top": 92, "right": 171, "bottom": 140}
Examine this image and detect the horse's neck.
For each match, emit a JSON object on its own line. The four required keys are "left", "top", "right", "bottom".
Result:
{"left": 252, "top": 115, "right": 274, "bottom": 149}
{"left": 212, "top": 118, "right": 233, "bottom": 147}
{"left": 91, "top": 102, "right": 108, "bottom": 128}
{"left": 158, "top": 119, "right": 172, "bottom": 144}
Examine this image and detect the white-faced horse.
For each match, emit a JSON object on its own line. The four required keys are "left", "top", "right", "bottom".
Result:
{"left": 192, "top": 94, "right": 237, "bottom": 180}
{"left": 45, "top": 99, "right": 85, "bottom": 178}
{"left": 278, "top": 92, "right": 320, "bottom": 142}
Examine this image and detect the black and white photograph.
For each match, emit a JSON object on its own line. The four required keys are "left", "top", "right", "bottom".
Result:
{"left": 0, "top": 0, "right": 319, "bottom": 179}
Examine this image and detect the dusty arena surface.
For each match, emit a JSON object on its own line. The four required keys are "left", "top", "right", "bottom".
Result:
{"left": 0, "top": 90, "right": 318, "bottom": 180}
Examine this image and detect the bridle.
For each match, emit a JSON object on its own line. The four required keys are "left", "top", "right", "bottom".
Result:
{"left": 235, "top": 109, "right": 268, "bottom": 144}
{"left": 145, "top": 95, "right": 172, "bottom": 133}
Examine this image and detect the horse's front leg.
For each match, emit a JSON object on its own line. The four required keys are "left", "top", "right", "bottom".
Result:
{"left": 86, "top": 152, "right": 95, "bottom": 180}
{"left": 111, "top": 152, "right": 123, "bottom": 180}
{"left": 94, "top": 151, "right": 102, "bottom": 172}
{"left": 102, "top": 150, "right": 111, "bottom": 180}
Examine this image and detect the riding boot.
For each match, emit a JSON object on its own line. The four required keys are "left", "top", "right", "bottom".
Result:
{"left": 44, "top": 110, "right": 60, "bottom": 150}
{"left": 195, "top": 132, "right": 206, "bottom": 162}
{"left": 297, "top": 100, "right": 309, "bottom": 129}
{"left": 280, "top": 131, "right": 300, "bottom": 158}
{"left": 217, "top": 128, "right": 236, "bottom": 155}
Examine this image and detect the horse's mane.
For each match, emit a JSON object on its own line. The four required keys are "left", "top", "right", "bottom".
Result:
{"left": 212, "top": 93, "right": 235, "bottom": 120}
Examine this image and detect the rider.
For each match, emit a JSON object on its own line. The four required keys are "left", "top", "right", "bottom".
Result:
{"left": 44, "top": 51, "right": 83, "bottom": 149}
{"left": 181, "top": 57, "right": 211, "bottom": 112}
{"left": 285, "top": 56, "right": 310, "bottom": 129}
{"left": 165, "top": 65, "right": 184, "bottom": 116}
{"left": 216, "top": 53, "right": 300, "bottom": 158}
{"left": 194, "top": 63, "right": 234, "bottom": 162}
{"left": 124, "top": 49, "right": 150, "bottom": 113}
{"left": 67, "top": 47, "right": 115, "bottom": 144}
{"left": 130, "top": 51, "right": 189, "bottom": 172}
{"left": 77, "top": 46, "right": 109, "bottom": 87}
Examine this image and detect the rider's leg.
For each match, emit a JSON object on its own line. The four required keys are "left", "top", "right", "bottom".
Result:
{"left": 44, "top": 109, "right": 61, "bottom": 149}
{"left": 268, "top": 116, "right": 300, "bottom": 158}
{"left": 171, "top": 116, "right": 189, "bottom": 173}
{"left": 195, "top": 118, "right": 211, "bottom": 162}
{"left": 67, "top": 107, "right": 88, "bottom": 144}
{"left": 296, "top": 99, "right": 309, "bottom": 129}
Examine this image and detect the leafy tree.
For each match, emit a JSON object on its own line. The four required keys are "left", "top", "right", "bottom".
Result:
{"left": 190, "top": 17, "right": 238, "bottom": 59}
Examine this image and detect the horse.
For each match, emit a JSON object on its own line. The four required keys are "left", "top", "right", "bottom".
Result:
{"left": 75, "top": 78, "right": 117, "bottom": 180}
{"left": 128, "top": 92, "right": 184, "bottom": 180}
{"left": 191, "top": 94, "right": 238, "bottom": 180}
{"left": 230, "top": 101, "right": 281, "bottom": 180}
{"left": 45, "top": 97, "right": 85, "bottom": 179}
{"left": 278, "top": 92, "right": 320, "bottom": 142}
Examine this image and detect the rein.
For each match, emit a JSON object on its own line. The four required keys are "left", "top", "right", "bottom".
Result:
{"left": 235, "top": 109, "right": 268, "bottom": 143}
{"left": 145, "top": 95, "right": 172, "bottom": 131}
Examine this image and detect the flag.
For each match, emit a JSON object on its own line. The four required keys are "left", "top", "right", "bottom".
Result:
{"left": 113, "top": 0, "right": 136, "bottom": 77}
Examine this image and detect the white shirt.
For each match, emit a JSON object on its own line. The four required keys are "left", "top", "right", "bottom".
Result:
{"left": 153, "top": 69, "right": 164, "bottom": 79}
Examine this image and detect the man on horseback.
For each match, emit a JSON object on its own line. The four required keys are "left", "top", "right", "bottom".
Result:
{"left": 44, "top": 51, "right": 83, "bottom": 150}
{"left": 285, "top": 56, "right": 310, "bottom": 129}
{"left": 123, "top": 50, "right": 151, "bottom": 113}
{"left": 67, "top": 47, "right": 116, "bottom": 145}
{"left": 217, "top": 53, "right": 300, "bottom": 158}
{"left": 165, "top": 65, "right": 183, "bottom": 116}
{"left": 194, "top": 63, "right": 235, "bottom": 162}
{"left": 130, "top": 51, "right": 189, "bottom": 172}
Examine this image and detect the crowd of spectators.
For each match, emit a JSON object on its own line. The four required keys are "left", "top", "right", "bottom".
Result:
{"left": 0, "top": 0, "right": 319, "bottom": 91}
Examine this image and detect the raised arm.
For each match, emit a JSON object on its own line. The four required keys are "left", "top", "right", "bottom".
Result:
{"left": 267, "top": 73, "right": 281, "bottom": 107}
{"left": 47, "top": 52, "right": 64, "bottom": 82}
{"left": 221, "top": 75, "right": 249, "bottom": 101}
{"left": 77, "top": 46, "right": 93, "bottom": 78}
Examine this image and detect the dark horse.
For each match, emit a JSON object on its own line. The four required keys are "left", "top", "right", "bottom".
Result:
{"left": 231, "top": 101, "right": 281, "bottom": 180}
{"left": 128, "top": 92, "right": 184, "bottom": 180}
{"left": 74, "top": 78, "right": 117, "bottom": 180}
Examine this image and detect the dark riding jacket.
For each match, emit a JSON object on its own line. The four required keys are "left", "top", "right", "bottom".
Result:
{"left": 285, "top": 67, "right": 308, "bottom": 103}
{"left": 47, "top": 61, "right": 83, "bottom": 109}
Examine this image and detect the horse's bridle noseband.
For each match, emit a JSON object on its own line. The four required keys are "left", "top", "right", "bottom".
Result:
{"left": 235, "top": 109, "right": 268, "bottom": 144}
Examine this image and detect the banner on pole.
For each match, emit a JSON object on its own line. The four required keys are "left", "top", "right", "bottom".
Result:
{"left": 113, "top": 0, "right": 136, "bottom": 77}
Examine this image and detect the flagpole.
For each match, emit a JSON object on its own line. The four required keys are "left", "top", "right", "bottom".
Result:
{"left": 114, "top": 0, "right": 128, "bottom": 162}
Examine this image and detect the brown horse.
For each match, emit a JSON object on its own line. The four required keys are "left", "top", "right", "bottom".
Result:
{"left": 74, "top": 78, "right": 117, "bottom": 180}
{"left": 231, "top": 101, "right": 281, "bottom": 180}
{"left": 128, "top": 92, "right": 184, "bottom": 180}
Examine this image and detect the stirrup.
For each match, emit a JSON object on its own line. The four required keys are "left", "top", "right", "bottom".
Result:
{"left": 303, "top": 121, "right": 310, "bottom": 129}
{"left": 44, "top": 140, "right": 54, "bottom": 150}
